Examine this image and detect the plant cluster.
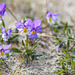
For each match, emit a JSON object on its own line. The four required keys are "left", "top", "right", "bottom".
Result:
{"left": 0, "top": 3, "right": 75, "bottom": 75}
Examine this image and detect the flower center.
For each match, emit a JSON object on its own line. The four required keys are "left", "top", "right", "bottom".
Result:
{"left": 0, "top": 15, "right": 2, "bottom": 18}
{"left": 32, "top": 31, "right": 35, "bottom": 34}
{"left": 5, "top": 37, "right": 8, "bottom": 39}
{"left": 23, "top": 28, "right": 27, "bottom": 33}
{"left": 1, "top": 51, "right": 4, "bottom": 56}
{"left": 49, "top": 18, "right": 51, "bottom": 22}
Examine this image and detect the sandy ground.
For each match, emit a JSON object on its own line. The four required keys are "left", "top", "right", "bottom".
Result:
{"left": 1, "top": 37, "right": 59, "bottom": 75}
{"left": 0, "top": 0, "right": 75, "bottom": 75}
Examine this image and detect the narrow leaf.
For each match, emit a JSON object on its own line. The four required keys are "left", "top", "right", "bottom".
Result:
{"left": 11, "top": 48, "right": 22, "bottom": 53}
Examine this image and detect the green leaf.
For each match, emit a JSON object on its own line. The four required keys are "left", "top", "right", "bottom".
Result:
{"left": 26, "top": 49, "right": 35, "bottom": 56}
{"left": 53, "top": 27, "right": 59, "bottom": 33}
{"left": 20, "top": 58, "right": 24, "bottom": 67}
{"left": 67, "top": 31, "right": 69, "bottom": 37}
{"left": 23, "top": 18, "right": 26, "bottom": 24}
{"left": 53, "top": 70, "right": 63, "bottom": 73}
{"left": 22, "top": 40, "right": 25, "bottom": 47}
{"left": 73, "top": 59, "right": 75, "bottom": 62}
{"left": 6, "top": 53, "right": 9, "bottom": 56}
{"left": 56, "top": 67, "right": 62, "bottom": 69}
{"left": 8, "top": 35, "right": 19, "bottom": 44}
{"left": 11, "top": 47, "right": 22, "bottom": 53}
{"left": 58, "top": 54, "right": 61, "bottom": 56}
{"left": 26, "top": 58, "right": 29, "bottom": 64}
{"left": 25, "top": 35, "right": 29, "bottom": 50}
{"left": 8, "top": 35, "right": 19, "bottom": 41}
{"left": 32, "top": 45, "right": 37, "bottom": 50}
{"left": 0, "top": 29, "right": 2, "bottom": 33}
{"left": 31, "top": 41, "right": 39, "bottom": 50}
{"left": 2, "top": 20, "right": 5, "bottom": 27}
{"left": 34, "top": 54, "right": 44, "bottom": 57}
{"left": 71, "top": 56, "right": 75, "bottom": 59}
{"left": 68, "top": 37, "right": 74, "bottom": 40}
{"left": 0, "top": 59, "right": 4, "bottom": 63}
{"left": 67, "top": 40, "right": 69, "bottom": 49}
{"left": 68, "top": 28, "right": 71, "bottom": 34}
{"left": 0, "top": 71, "right": 1, "bottom": 75}
{"left": 55, "top": 37, "right": 60, "bottom": 42}
{"left": 34, "top": 54, "right": 44, "bottom": 60}
{"left": 63, "top": 22, "right": 68, "bottom": 32}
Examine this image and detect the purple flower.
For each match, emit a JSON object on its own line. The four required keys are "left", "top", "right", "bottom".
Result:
{"left": 0, "top": 44, "right": 11, "bottom": 60}
{"left": 58, "top": 41, "right": 63, "bottom": 52}
{"left": 15, "top": 22, "right": 31, "bottom": 37}
{"left": 2, "top": 27, "right": 12, "bottom": 41}
{"left": 58, "top": 47, "right": 60, "bottom": 52}
{"left": 0, "top": 3, "right": 7, "bottom": 20}
{"left": 46, "top": 12, "right": 58, "bottom": 26}
{"left": 25, "top": 18, "right": 42, "bottom": 39}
